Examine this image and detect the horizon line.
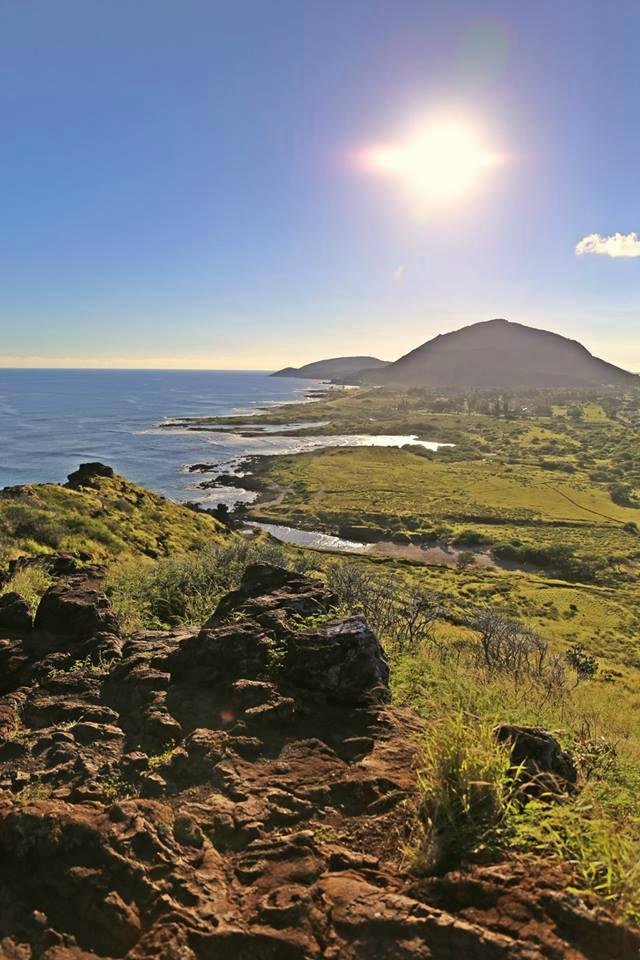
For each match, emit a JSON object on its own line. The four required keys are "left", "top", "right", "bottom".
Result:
{"left": 0, "top": 366, "right": 278, "bottom": 373}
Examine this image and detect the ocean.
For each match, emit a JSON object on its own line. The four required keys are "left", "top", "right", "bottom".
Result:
{"left": 0, "top": 369, "right": 317, "bottom": 502}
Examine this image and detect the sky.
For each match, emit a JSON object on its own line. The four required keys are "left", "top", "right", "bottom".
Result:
{"left": 1, "top": 0, "right": 639, "bottom": 371}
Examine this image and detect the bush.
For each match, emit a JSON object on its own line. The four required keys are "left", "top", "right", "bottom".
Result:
{"left": 452, "top": 529, "right": 491, "bottom": 547}
{"left": 565, "top": 643, "right": 599, "bottom": 684}
{"left": 326, "top": 563, "right": 445, "bottom": 653}
{"left": 467, "top": 608, "right": 566, "bottom": 696}
{"left": 491, "top": 541, "right": 600, "bottom": 582}
{"left": 456, "top": 551, "right": 476, "bottom": 570}
{"left": 105, "top": 539, "right": 318, "bottom": 631}
{"left": 3, "top": 505, "right": 62, "bottom": 548}
{"left": 609, "top": 482, "right": 637, "bottom": 507}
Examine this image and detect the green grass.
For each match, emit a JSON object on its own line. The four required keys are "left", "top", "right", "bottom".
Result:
{"left": 390, "top": 612, "right": 640, "bottom": 922}
{"left": 105, "top": 538, "right": 320, "bottom": 631}
{"left": 252, "top": 444, "right": 640, "bottom": 528}
{"left": 412, "top": 714, "right": 512, "bottom": 874}
{"left": 0, "top": 566, "right": 54, "bottom": 614}
{"left": 0, "top": 470, "right": 228, "bottom": 563}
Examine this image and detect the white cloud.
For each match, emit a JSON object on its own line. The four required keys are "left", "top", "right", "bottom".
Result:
{"left": 576, "top": 232, "right": 640, "bottom": 258}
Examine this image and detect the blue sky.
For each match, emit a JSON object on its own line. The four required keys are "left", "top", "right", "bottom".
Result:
{"left": 1, "top": 0, "right": 639, "bottom": 369}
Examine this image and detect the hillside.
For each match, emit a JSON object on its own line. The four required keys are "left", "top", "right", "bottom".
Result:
{"left": 0, "top": 462, "right": 228, "bottom": 562}
{"left": 362, "top": 318, "right": 637, "bottom": 389}
{"left": 0, "top": 561, "right": 637, "bottom": 957}
{"left": 271, "top": 355, "right": 388, "bottom": 381}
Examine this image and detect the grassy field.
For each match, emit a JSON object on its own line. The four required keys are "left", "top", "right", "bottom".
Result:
{"left": 230, "top": 385, "right": 640, "bottom": 675}
{"left": 249, "top": 446, "right": 640, "bottom": 572}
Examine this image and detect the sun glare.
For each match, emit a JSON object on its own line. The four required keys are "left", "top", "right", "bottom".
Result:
{"left": 361, "top": 120, "right": 501, "bottom": 203}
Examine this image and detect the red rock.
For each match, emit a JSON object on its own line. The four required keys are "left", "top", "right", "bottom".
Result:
{"left": 0, "top": 565, "right": 635, "bottom": 959}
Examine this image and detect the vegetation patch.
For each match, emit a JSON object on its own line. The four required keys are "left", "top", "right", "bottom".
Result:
{"left": 0, "top": 469, "right": 228, "bottom": 563}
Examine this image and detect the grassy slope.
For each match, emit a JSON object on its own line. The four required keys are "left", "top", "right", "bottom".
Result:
{"left": 224, "top": 384, "right": 640, "bottom": 679}
{"left": 0, "top": 471, "right": 228, "bottom": 562}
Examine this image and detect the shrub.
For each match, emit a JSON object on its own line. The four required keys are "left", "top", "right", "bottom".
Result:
{"left": 456, "top": 550, "right": 476, "bottom": 570}
{"left": 565, "top": 644, "right": 599, "bottom": 684}
{"left": 609, "top": 482, "right": 637, "bottom": 507}
{"left": 412, "top": 715, "right": 513, "bottom": 874}
{"left": 326, "top": 563, "right": 446, "bottom": 653}
{"left": 106, "top": 539, "right": 318, "bottom": 631}
{"left": 491, "top": 541, "right": 601, "bottom": 582}
{"left": 467, "top": 608, "right": 566, "bottom": 696}
{"left": 0, "top": 566, "right": 54, "bottom": 615}
{"left": 452, "top": 529, "right": 491, "bottom": 547}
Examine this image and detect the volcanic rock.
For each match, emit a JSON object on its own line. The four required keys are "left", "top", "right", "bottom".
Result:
{"left": 34, "top": 576, "right": 120, "bottom": 641}
{"left": 65, "top": 461, "right": 115, "bottom": 488}
{"left": 0, "top": 593, "right": 32, "bottom": 633}
{"left": 0, "top": 563, "right": 635, "bottom": 959}
{"left": 495, "top": 723, "right": 578, "bottom": 794}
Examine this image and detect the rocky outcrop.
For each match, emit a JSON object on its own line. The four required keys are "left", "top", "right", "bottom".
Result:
{"left": 7, "top": 551, "right": 97, "bottom": 580}
{"left": 204, "top": 563, "right": 390, "bottom": 704}
{"left": 65, "top": 461, "right": 115, "bottom": 489}
{"left": 495, "top": 723, "right": 578, "bottom": 795}
{"left": 0, "top": 552, "right": 107, "bottom": 592}
{"left": 34, "top": 575, "right": 120, "bottom": 641}
{"left": 0, "top": 564, "right": 635, "bottom": 959}
{"left": 0, "top": 592, "right": 32, "bottom": 633}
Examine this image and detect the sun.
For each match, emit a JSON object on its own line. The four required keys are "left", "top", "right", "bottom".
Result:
{"left": 361, "top": 120, "right": 501, "bottom": 203}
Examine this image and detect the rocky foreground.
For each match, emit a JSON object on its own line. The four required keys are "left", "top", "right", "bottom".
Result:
{"left": 0, "top": 561, "right": 637, "bottom": 959}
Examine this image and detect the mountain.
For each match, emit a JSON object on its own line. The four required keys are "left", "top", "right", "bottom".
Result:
{"left": 271, "top": 355, "right": 388, "bottom": 381}
{"left": 361, "top": 318, "right": 637, "bottom": 389}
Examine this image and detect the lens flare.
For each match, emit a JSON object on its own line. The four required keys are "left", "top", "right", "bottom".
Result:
{"left": 360, "top": 120, "right": 502, "bottom": 203}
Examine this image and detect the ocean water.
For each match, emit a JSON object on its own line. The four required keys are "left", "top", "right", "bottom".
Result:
{"left": 0, "top": 369, "right": 451, "bottom": 507}
{"left": 0, "top": 369, "right": 318, "bottom": 501}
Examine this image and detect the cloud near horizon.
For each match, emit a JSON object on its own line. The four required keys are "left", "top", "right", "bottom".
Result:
{"left": 576, "top": 232, "right": 640, "bottom": 258}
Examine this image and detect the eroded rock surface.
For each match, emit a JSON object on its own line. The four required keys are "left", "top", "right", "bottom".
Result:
{"left": 0, "top": 564, "right": 636, "bottom": 959}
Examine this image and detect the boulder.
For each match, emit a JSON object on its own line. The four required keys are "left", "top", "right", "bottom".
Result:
{"left": 34, "top": 576, "right": 119, "bottom": 640}
{"left": 495, "top": 723, "right": 578, "bottom": 793}
{"left": 8, "top": 551, "right": 97, "bottom": 580}
{"left": 284, "top": 615, "right": 390, "bottom": 705}
{"left": 0, "top": 593, "right": 32, "bottom": 633}
{"left": 208, "top": 563, "right": 334, "bottom": 630}
{"left": 168, "top": 621, "right": 275, "bottom": 684}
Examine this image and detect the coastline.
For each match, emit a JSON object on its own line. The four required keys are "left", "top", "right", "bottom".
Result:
{"left": 172, "top": 385, "right": 467, "bottom": 564}
{"left": 0, "top": 368, "right": 328, "bottom": 498}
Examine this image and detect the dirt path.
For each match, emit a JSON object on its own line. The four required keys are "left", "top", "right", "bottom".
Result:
{"left": 369, "top": 540, "right": 503, "bottom": 569}
{"left": 253, "top": 482, "right": 291, "bottom": 508}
